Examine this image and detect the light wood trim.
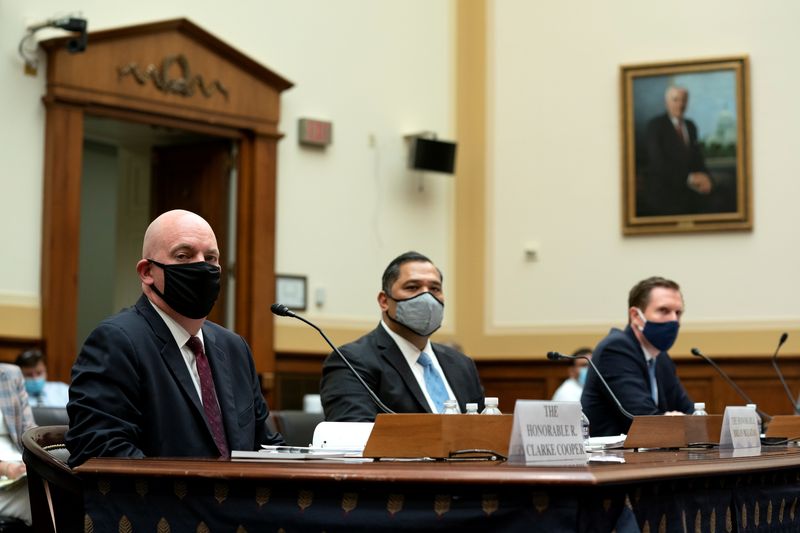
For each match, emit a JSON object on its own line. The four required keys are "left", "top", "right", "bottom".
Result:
{"left": 0, "top": 304, "right": 39, "bottom": 338}
{"left": 454, "top": 0, "right": 488, "bottom": 354}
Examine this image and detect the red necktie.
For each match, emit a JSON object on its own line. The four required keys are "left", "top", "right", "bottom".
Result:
{"left": 675, "top": 120, "right": 687, "bottom": 145}
{"left": 186, "top": 336, "right": 229, "bottom": 458}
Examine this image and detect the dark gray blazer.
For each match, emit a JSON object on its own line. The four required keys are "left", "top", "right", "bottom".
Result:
{"left": 320, "top": 325, "right": 485, "bottom": 421}
{"left": 66, "top": 294, "right": 282, "bottom": 467}
{"left": 581, "top": 325, "right": 693, "bottom": 437}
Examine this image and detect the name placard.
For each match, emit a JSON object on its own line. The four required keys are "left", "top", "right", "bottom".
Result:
{"left": 719, "top": 406, "right": 761, "bottom": 449}
{"left": 507, "top": 400, "right": 586, "bottom": 465}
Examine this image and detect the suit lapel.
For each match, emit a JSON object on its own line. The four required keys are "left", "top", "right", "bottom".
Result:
{"left": 375, "top": 327, "right": 431, "bottom": 413}
{"left": 137, "top": 296, "right": 205, "bottom": 418}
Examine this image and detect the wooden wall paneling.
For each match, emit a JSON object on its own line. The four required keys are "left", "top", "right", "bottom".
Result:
{"left": 38, "top": 19, "right": 292, "bottom": 389}
{"left": 271, "top": 353, "right": 800, "bottom": 416}
{"left": 40, "top": 102, "right": 85, "bottom": 383}
{"left": 273, "top": 353, "right": 324, "bottom": 411}
{"left": 677, "top": 357, "right": 800, "bottom": 417}
{"left": 472, "top": 360, "right": 570, "bottom": 413}
{"left": 43, "top": 19, "right": 290, "bottom": 135}
{"left": 235, "top": 135, "right": 278, "bottom": 384}
{"left": 0, "top": 337, "right": 43, "bottom": 365}
{"left": 233, "top": 135, "right": 254, "bottom": 343}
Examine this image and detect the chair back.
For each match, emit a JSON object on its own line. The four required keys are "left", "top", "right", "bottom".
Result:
{"left": 271, "top": 410, "right": 325, "bottom": 447}
{"left": 31, "top": 408, "right": 68, "bottom": 427}
{"left": 21, "top": 426, "right": 83, "bottom": 533}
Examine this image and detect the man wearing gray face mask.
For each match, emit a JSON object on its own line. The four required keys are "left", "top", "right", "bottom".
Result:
{"left": 320, "top": 251, "right": 485, "bottom": 421}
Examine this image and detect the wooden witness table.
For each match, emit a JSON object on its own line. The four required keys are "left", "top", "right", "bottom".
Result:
{"left": 76, "top": 446, "right": 800, "bottom": 532}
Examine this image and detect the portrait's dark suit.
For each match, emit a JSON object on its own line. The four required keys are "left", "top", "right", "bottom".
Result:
{"left": 66, "top": 295, "right": 282, "bottom": 467}
{"left": 320, "top": 325, "right": 485, "bottom": 421}
{"left": 580, "top": 326, "right": 693, "bottom": 437}
{"left": 638, "top": 113, "right": 711, "bottom": 216}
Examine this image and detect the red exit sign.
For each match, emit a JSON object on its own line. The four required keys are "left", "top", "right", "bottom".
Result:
{"left": 298, "top": 118, "right": 332, "bottom": 146}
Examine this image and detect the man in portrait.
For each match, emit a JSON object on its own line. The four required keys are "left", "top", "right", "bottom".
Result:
{"left": 637, "top": 86, "right": 715, "bottom": 217}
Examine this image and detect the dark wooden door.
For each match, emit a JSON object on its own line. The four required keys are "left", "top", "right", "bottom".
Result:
{"left": 151, "top": 140, "right": 233, "bottom": 326}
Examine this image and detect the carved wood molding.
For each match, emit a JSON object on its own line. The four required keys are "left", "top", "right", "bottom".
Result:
{"left": 118, "top": 54, "right": 229, "bottom": 99}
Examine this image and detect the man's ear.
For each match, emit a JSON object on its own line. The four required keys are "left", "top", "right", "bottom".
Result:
{"left": 629, "top": 306, "right": 642, "bottom": 327}
{"left": 377, "top": 291, "right": 389, "bottom": 312}
{"left": 136, "top": 259, "right": 153, "bottom": 285}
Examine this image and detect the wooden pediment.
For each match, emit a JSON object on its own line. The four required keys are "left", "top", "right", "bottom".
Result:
{"left": 40, "top": 18, "right": 293, "bottom": 135}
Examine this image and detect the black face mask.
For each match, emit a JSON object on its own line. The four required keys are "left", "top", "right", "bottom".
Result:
{"left": 147, "top": 259, "right": 221, "bottom": 319}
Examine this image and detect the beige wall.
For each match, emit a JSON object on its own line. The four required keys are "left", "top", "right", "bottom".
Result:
{"left": 2, "top": 0, "right": 798, "bottom": 359}
{"left": 0, "top": 1, "right": 456, "bottom": 342}
{"left": 483, "top": 0, "right": 800, "bottom": 357}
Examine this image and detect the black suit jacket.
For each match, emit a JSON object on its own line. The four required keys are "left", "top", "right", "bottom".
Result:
{"left": 580, "top": 326, "right": 693, "bottom": 437}
{"left": 66, "top": 294, "right": 282, "bottom": 467}
{"left": 320, "top": 325, "right": 485, "bottom": 421}
{"left": 639, "top": 113, "right": 710, "bottom": 216}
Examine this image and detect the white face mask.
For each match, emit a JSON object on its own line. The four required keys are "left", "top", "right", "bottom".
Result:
{"left": 387, "top": 291, "right": 444, "bottom": 337}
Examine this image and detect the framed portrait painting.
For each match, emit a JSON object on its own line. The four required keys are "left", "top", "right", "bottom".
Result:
{"left": 620, "top": 56, "right": 751, "bottom": 235}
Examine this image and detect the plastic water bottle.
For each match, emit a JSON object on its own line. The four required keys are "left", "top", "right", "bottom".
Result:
{"left": 481, "top": 397, "right": 502, "bottom": 415}
{"left": 465, "top": 403, "right": 479, "bottom": 415}
{"left": 692, "top": 402, "right": 708, "bottom": 416}
{"left": 442, "top": 399, "right": 460, "bottom": 414}
{"left": 581, "top": 411, "right": 591, "bottom": 441}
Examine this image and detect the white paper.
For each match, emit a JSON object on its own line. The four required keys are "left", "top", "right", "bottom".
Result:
{"left": 312, "top": 421, "right": 374, "bottom": 451}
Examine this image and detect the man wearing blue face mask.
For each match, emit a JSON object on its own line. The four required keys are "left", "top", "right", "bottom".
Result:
{"left": 581, "top": 276, "right": 694, "bottom": 437}
{"left": 320, "top": 251, "right": 485, "bottom": 421}
{"left": 552, "top": 348, "right": 592, "bottom": 402}
{"left": 14, "top": 349, "right": 69, "bottom": 408}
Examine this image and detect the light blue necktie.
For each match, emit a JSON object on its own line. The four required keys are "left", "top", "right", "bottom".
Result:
{"left": 418, "top": 352, "right": 449, "bottom": 414}
{"left": 647, "top": 358, "right": 658, "bottom": 405}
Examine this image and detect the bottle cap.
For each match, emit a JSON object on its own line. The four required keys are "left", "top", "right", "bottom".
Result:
{"left": 693, "top": 402, "right": 705, "bottom": 409}
{"left": 485, "top": 396, "right": 498, "bottom": 405}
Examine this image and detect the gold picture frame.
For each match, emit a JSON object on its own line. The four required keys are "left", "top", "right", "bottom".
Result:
{"left": 621, "top": 56, "right": 751, "bottom": 235}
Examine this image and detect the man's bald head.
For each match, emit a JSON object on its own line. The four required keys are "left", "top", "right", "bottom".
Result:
{"left": 136, "top": 209, "right": 221, "bottom": 329}
{"left": 142, "top": 210, "right": 218, "bottom": 261}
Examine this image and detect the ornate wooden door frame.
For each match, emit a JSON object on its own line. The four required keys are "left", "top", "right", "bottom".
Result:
{"left": 39, "top": 19, "right": 292, "bottom": 388}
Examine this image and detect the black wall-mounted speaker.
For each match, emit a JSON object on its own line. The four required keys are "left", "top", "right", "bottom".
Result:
{"left": 409, "top": 138, "right": 456, "bottom": 174}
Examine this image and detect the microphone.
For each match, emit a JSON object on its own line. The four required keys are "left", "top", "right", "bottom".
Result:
{"left": 769, "top": 333, "right": 796, "bottom": 414}
{"left": 691, "top": 347, "right": 772, "bottom": 421}
{"left": 547, "top": 351, "right": 634, "bottom": 419}
{"left": 270, "top": 303, "right": 395, "bottom": 414}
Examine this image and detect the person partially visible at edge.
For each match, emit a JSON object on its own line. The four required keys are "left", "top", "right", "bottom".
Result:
{"left": 66, "top": 209, "right": 283, "bottom": 467}
{"left": 551, "top": 347, "right": 592, "bottom": 402}
{"left": 14, "top": 348, "right": 69, "bottom": 408}
{"left": 0, "top": 364, "right": 35, "bottom": 524}
{"left": 581, "top": 276, "right": 693, "bottom": 437}
{"left": 320, "top": 251, "right": 485, "bottom": 421}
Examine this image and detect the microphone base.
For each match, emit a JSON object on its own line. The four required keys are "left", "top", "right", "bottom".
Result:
{"left": 363, "top": 413, "right": 512, "bottom": 459}
{"left": 624, "top": 415, "right": 723, "bottom": 449}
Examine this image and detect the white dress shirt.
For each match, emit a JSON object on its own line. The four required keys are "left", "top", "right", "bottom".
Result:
{"left": 380, "top": 320, "right": 457, "bottom": 413}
